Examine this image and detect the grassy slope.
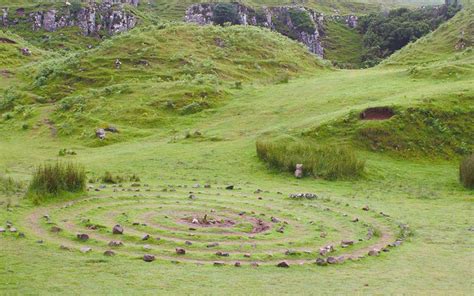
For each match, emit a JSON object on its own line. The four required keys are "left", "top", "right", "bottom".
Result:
{"left": 0, "top": 6, "right": 473, "bottom": 296}
{"left": 322, "top": 20, "right": 364, "bottom": 67}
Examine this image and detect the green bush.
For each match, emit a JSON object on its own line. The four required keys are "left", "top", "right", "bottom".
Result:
{"left": 212, "top": 4, "right": 240, "bottom": 26}
{"left": 288, "top": 8, "right": 315, "bottom": 34}
{"left": 256, "top": 135, "right": 365, "bottom": 180}
{"left": 460, "top": 154, "right": 474, "bottom": 189}
{"left": 27, "top": 162, "right": 86, "bottom": 202}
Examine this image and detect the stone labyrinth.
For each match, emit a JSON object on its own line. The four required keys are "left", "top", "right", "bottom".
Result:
{"left": 16, "top": 183, "right": 410, "bottom": 267}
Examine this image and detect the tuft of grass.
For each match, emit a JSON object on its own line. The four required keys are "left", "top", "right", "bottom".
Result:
{"left": 460, "top": 154, "right": 474, "bottom": 189}
{"left": 256, "top": 135, "right": 365, "bottom": 180}
{"left": 27, "top": 162, "right": 86, "bottom": 203}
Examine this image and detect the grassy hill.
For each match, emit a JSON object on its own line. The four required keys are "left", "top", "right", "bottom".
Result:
{"left": 0, "top": 3, "right": 472, "bottom": 296}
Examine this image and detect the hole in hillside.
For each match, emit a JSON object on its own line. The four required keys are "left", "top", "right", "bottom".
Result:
{"left": 360, "top": 107, "right": 395, "bottom": 120}
{"left": 0, "top": 37, "right": 17, "bottom": 44}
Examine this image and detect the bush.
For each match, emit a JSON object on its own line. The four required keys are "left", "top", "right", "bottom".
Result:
{"left": 27, "top": 162, "right": 86, "bottom": 202}
{"left": 256, "top": 135, "right": 365, "bottom": 180}
{"left": 460, "top": 154, "right": 474, "bottom": 189}
{"left": 212, "top": 3, "right": 240, "bottom": 25}
{"left": 101, "top": 171, "right": 124, "bottom": 184}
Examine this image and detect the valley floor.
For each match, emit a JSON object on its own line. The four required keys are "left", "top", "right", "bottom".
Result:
{"left": 0, "top": 68, "right": 473, "bottom": 294}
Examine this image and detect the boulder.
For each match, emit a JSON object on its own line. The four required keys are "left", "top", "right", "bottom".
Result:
{"left": 207, "top": 242, "right": 219, "bottom": 248}
{"left": 213, "top": 261, "right": 225, "bottom": 266}
{"left": 215, "top": 251, "right": 229, "bottom": 257}
{"left": 0, "top": 227, "right": 5, "bottom": 233}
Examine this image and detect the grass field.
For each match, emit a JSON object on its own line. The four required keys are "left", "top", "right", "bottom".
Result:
{"left": 0, "top": 3, "right": 473, "bottom": 296}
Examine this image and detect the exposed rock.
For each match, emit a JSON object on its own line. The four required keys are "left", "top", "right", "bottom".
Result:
{"left": 362, "top": 205, "right": 370, "bottom": 211}
{"left": 142, "top": 234, "right": 150, "bottom": 241}
{"left": 0, "top": 227, "right": 5, "bottom": 233}
{"left": 185, "top": 241, "right": 193, "bottom": 246}
{"left": 250, "top": 262, "right": 260, "bottom": 267}
{"left": 215, "top": 251, "right": 229, "bottom": 257}
{"left": 207, "top": 242, "right": 219, "bottom": 248}
{"left": 244, "top": 253, "right": 251, "bottom": 258}
{"left": 295, "top": 164, "right": 303, "bottom": 178}
{"left": 213, "top": 261, "right": 225, "bottom": 266}
{"left": 1, "top": 1, "right": 139, "bottom": 36}
{"left": 176, "top": 248, "right": 186, "bottom": 255}
{"left": 112, "top": 224, "right": 124, "bottom": 234}
{"left": 60, "top": 245, "right": 71, "bottom": 251}
{"left": 277, "top": 261, "right": 290, "bottom": 268}
{"left": 143, "top": 254, "right": 155, "bottom": 262}
{"left": 271, "top": 217, "right": 281, "bottom": 223}
{"left": 234, "top": 261, "right": 241, "bottom": 267}
{"left": 185, "top": 3, "right": 325, "bottom": 57}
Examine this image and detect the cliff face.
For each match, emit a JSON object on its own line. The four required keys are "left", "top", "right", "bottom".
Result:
{"left": 185, "top": 3, "right": 325, "bottom": 57}
{"left": 0, "top": 0, "right": 139, "bottom": 36}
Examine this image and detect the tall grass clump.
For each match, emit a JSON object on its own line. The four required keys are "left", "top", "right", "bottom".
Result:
{"left": 27, "top": 162, "right": 86, "bottom": 202}
{"left": 460, "top": 154, "right": 474, "bottom": 189}
{"left": 256, "top": 135, "right": 365, "bottom": 180}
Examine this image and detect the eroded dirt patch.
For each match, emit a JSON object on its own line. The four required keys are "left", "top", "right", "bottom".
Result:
{"left": 360, "top": 107, "right": 395, "bottom": 120}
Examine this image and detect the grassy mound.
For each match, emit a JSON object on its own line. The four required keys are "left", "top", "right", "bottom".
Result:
{"left": 303, "top": 99, "right": 474, "bottom": 158}
{"left": 256, "top": 134, "right": 365, "bottom": 180}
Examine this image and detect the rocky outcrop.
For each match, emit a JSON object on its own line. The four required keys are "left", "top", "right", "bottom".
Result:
{"left": 185, "top": 3, "right": 325, "bottom": 57}
{"left": 1, "top": 0, "right": 139, "bottom": 36}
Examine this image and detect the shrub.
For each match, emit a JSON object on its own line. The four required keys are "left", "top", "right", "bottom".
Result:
{"left": 101, "top": 171, "right": 124, "bottom": 184}
{"left": 27, "top": 162, "right": 86, "bottom": 202}
{"left": 460, "top": 154, "right": 474, "bottom": 189}
{"left": 256, "top": 135, "right": 365, "bottom": 180}
{"left": 212, "top": 3, "right": 240, "bottom": 25}
{"left": 288, "top": 8, "right": 315, "bottom": 34}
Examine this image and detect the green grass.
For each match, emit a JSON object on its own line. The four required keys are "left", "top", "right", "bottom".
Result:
{"left": 256, "top": 134, "right": 365, "bottom": 180}
{"left": 322, "top": 20, "right": 365, "bottom": 68}
{"left": 0, "top": 5, "right": 473, "bottom": 295}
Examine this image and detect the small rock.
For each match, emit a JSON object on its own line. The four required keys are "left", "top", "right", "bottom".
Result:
{"left": 176, "top": 248, "right": 186, "bottom": 255}
{"left": 50, "top": 226, "right": 62, "bottom": 233}
{"left": 185, "top": 241, "right": 193, "bottom": 246}
{"left": 143, "top": 245, "right": 152, "bottom": 250}
{"left": 213, "top": 261, "right": 225, "bottom": 266}
{"left": 80, "top": 247, "right": 92, "bottom": 253}
{"left": 362, "top": 205, "right": 370, "bottom": 211}
{"left": 9, "top": 227, "right": 17, "bottom": 233}
{"left": 192, "top": 218, "right": 199, "bottom": 224}
{"left": 215, "top": 251, "right": 229, "bottom": 257}
{"left": 368, "top": 249, "right": 380, "bottom": 256}
{"left": 60, "top": 245, "right": 71, "bottom": 251}
{"left": 295, "top": 164, "right": 303, "bottom": 178}
{"left": 250, "top": 262, "right": 259, "bottom": 267}
{"left": 271, "top": 217, "right": 280, "bottom": 223}
{"left": 104, "top": 250, "right": 116, "bottom": 256}
{"left": 189, "top": 194, "right": 197, "bottom": 200}
{"left": 77, "top": 233, "right": 89, "bottom": 241}
{"left": 0, "top": 227, "right": 5, "bottom": 233}
{"left": 277, "top": 261, "right": 290, "bottom": 268}
{"left": 142, "top": 234, "right": 150, "bottom": 241}
{"left": 108, "top": 241, "right": 123, "bottom": 247}
{"left": 316, "top": 258, "right": 327, "bottom": 266}
{"left": 326, "top": 257, "right": 337, "bottom": 264}
{"left": 112, "top": 224, "right": 124, "bottom": 235}
{"left": 351, "top": 218, "right": 359, "bottom": 222}
{"left": 244, "top": 253, "right": 251, "bottom": 258}
{"left": 225, "top": 185, "right": 234, "bottom": 190}
{"left": 18, "top": 232, "right": 25, "bottom": 238}
{"left": 341, "top": 240, "right": 354, "bottom": 246}
{"left": 234, "top": 262, "right": 241, "bottom": 267}
{"left": 207, "top": 242, "right": 219, "bottom": 248}
{"left": 143, "top": 254, "right": 155, "bottom": 262}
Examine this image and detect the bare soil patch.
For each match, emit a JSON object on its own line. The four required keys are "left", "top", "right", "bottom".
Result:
{"left": 360, "top": 107, "right": 394, "bottom": 120}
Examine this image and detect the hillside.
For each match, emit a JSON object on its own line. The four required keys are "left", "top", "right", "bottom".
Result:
{"left": 0, "top": 2, "right": 473, "bottom": 296}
